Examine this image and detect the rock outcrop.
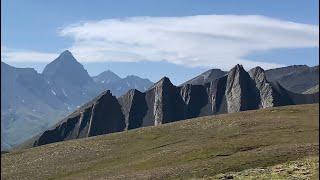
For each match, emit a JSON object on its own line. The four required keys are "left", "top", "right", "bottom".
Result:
{"left": 118, "top": 89, "right": 147, "bottom": 130}
{"left": 225, "top": 65, "right": 259, "bottom": 113}
{"left": 33, "top": 90, "right": 125, "bottom": 146}
{"left": 25, "top": 64, "right": 319, "bottom": 148}
{"left": 249, "top": 66, "right": 277, "bottom": 108}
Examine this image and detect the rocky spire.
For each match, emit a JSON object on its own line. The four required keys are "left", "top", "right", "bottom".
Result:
{"left": 248, "top": 66, "right": 275, "bottom": 108}
{"left": 225, "top": 64, "right": 259, "bottom": 113}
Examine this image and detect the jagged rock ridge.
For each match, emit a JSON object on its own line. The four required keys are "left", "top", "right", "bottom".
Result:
{"left": 26, "top": 64, "right": 319, "bottom": 148}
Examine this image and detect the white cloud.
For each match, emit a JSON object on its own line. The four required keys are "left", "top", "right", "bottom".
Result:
{"left": 59, "top": 15, "right": 318, "bottom": 70}
{"left": 1, "top": 46, "right": 58, "bottom": 63}
{"left": 2, "top": 15, "right": 318, "bottom": 70}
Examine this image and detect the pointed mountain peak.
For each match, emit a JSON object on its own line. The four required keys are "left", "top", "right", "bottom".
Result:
{"left": 248, "top": 66, "right": 265, "bottom": 77}
{"left": 101, "top": 89, "right": 113, "bottom": 96}
{"left": 252, "top": 66, "right": 264, "bottom": 71}
{"left": 157, "top": 76, "right": 172, "bottom": 85}
{"left": 42, "top": 50, "right": 92, "bottom": 85}
{"left": 61, "top": 50, "right": 72, "bottom": 55}
{"left": 232, "top": 64, "right": 245, "bottom": 71}
{"left": 99, "top": 70, "right": 119, "bottom": 77}
{"left": 93, "top": 70, "right": 121, "bottom": 84}
{"left": 55, "top": 50, "right": 77, "bottom": 63}
{"left": 227, "top": 64, "right": 247, "bottom": 78}
{"left": 123, "top": 89, "right": 143, "bottom": 98}
{"left": 150, "top": 76, "right": 173, "bottom": 89}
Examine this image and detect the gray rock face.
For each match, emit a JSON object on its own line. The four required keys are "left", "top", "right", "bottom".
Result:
{"left": 24, "top": 64, "right": 319, "bottom": 148}
{"left": 118, "top": 89, "right": 147, "bottom": 130}
{"left": 148, "top": 77, "right": 184, "bottom": 126}
{"left": 33, "top": 90, "right": 125, "bottom": 146}
{"left": 179, "top": 84, "right": 208, "bottom": 118}
{"left": 225, "top": 65, "right": 259, "bottom": 113}
{"left": 208, "top": 76, "right": 228, "bottom": 114}
{"left": 182, "top": 64, "right": 318, "bottom": 94}
{"left": 249, "top": 66, "right": 276, "bottom": 108}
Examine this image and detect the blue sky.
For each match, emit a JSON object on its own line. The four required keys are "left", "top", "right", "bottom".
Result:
{"left": 1, "top": 0, "right": 319, "bottom": 84}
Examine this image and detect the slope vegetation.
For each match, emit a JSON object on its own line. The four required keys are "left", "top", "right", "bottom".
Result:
{"left": 1, "top": 104, "right": 319, "bottom": 179}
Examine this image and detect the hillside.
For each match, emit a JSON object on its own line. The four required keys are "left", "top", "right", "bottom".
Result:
{"left": 265, "top": 65, "right": 319, "bottom": 93}
{"left": 2, "top": 104, "right": 319, "bottom": 179}
{"left": 23, "top": 64, "right": 318, "bottom": 148}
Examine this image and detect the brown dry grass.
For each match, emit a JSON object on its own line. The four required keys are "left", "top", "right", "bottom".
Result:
{"left": 1, "top": 104, "right": 319, "bottom": 179}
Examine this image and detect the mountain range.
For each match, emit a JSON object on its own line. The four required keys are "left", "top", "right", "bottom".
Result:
{"left": 23, "top": 64, "right": 318, "bottom": 148}
{"left": 2, "top": 50, "right": 318, "bottom": 150}
{"left": 182, "top": 64, "right": 319, "bottom": 94}
{"left": 93, "top": 71, "right": 153, "bottom": 97}
{"left": 1, "top": 50, "right": 153, "bottom": 150}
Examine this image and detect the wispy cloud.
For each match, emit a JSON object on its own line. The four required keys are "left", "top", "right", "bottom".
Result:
{"left": 58, "top": 15, "right": 318, "bottom": 70}
{"left": 1, "top": 46, "right": 58, "bottom": 63}
{"left": 3, "top": 15, "right": 319, "bottom": 70}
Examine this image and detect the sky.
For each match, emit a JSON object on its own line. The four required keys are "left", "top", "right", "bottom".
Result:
{"left": 1, "top": 0, "right": 319, "bottom": 84}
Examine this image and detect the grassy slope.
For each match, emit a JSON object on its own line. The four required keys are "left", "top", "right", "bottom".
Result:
{"left": 1, "top": 104, "right": 319, "bottom": 180}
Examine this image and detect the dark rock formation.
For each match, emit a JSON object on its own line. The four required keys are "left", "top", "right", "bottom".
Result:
{"left": 179, "top": 84, "right": 208, "bottom": 118}
{"left": 225, "top": 65, "right": 260, "bottom": 113}
{"left": 33, "top": 90, "right": 125, "bottom": 146}
{"left": 25, "top": 64, "right": 319, "bottom": 148}
{"left": 118, "top": 89, "right": 147, "bottom": 130}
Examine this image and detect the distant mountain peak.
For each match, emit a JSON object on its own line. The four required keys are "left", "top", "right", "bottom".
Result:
{"left": 93, "top": 70, "right": 121, "bottom": 84}
{"left": 61, "top": 50, "right": 72, "bottom": 55}
{"left": 99, "top": 70, "right": 119, "bottom": 77}
{"left": 55, "top": 50, "right": 77, "bottom": 63}
{"left": 42, "top": 50, "right": 92, "bottom": 87}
